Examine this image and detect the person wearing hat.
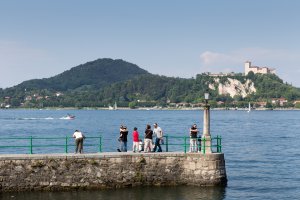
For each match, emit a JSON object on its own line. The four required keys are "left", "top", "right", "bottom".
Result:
{"left": 72, "top": 130, "right": 86, "bottom": 154}
{"left": 152, "top": 123, "right": 163, "bottom": 152}
{"left": 118, "top": 125, "right": 128, "bottom": 152}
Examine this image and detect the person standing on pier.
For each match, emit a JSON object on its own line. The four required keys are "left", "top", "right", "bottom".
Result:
{"left": 132, "top": 127, "right": 139, "bottom": 152}
{"left": 72, "top": 130, "right": 86, "bottom": 154}
{"left": 152, "top": 123, "right": 163, "bottom": 152}
{"left": 118, "top": 125, "right": 128, "bottom": 152}
{"left": 189, "top": 124, "right": 198, "bottom": 153}
{"left": 144, "top": 124, "right": 153, "bottom": 152}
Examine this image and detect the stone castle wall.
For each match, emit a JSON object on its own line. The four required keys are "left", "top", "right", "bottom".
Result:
{"left": 0, "top": 152, "right": 227, "bottom": 192}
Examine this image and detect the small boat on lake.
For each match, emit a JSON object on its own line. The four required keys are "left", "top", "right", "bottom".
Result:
{"left": 60, "top": 114, "right": 75, "bottom": 120}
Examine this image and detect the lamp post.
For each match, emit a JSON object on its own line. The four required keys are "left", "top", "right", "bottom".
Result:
{"left": 202, "top": 92, "right": 212, "bottom": 153}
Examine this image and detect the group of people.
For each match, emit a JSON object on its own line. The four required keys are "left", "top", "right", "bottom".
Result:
{"left": 117, "top": 123, "right": 164, "bottom": 153}
{"left": 72, "top": 123, "right": 201, "bottom": 154}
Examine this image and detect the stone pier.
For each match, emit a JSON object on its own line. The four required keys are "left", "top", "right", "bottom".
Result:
{"left": 0, "top": 152, "right": 227, "bottom": 192}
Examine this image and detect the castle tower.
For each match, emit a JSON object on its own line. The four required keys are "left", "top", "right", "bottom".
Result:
{"left": 244, "top": 61, "right": 251, "bottom": 75}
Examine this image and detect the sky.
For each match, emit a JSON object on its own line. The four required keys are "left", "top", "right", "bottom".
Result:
{"left": 0, "top": 0, "right": 300, "bottom": 88}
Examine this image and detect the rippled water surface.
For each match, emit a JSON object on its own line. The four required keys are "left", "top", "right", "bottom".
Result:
{"left": 0, "top": 109, "right": 299, "bottom": 200}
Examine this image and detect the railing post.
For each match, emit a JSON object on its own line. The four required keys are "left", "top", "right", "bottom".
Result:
{"left": 219, "top": 135, "right": 222, "bottom": 153}
{"left": 217, "top": 136, "right": 220, "bottom": 153}
{"left": 184, "top": 136, "right": 187, "bottom": 153}
{"left": 30, "top": 136, "right": 33, "bottom": 154}
{"left": 99, "top": 136, "right": 102, "bottom": 152}
{"left": 65, "top": 136, "right": 68, "bottom": 153}
{"left": 202, "top": 137, "right": 206, "bottom": 154}
{"left": 165, "top": 135, "right": 169, "bottom": 152}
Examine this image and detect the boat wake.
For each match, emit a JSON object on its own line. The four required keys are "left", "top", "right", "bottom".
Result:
{"left": 16, "top": 117, "right": 55, "bottom": 120}
{"left": 14, "top": 116, "right": 75, "bottom": 120}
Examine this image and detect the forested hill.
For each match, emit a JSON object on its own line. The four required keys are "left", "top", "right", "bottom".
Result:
{"left": 12, "top": 58, "right": 149, "bottom": 91}
{"left": 1, "top": 58, "right": 300, "bottom": 108}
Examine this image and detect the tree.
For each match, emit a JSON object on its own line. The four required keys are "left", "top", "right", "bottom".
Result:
{"left": 128, "top": 101, "right": 137, "bottom": 109}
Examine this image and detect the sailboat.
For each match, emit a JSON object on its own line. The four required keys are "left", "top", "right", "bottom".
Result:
{"left": 247, "top": 102, "right": 251, "bottom": 112}
{"left": 108, "top": 102, "right": 118, "bottom": 110}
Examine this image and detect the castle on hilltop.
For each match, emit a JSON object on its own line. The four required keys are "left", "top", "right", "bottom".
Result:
{"left": 244, "top": 61, "right": 276, "bottom": 75}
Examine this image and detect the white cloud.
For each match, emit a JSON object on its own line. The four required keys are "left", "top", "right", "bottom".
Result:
{"left": 200, "top": 51, "right": 241, "bottom": 67}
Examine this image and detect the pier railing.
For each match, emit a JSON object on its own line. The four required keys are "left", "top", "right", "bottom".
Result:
{"left": 0, "top": 135, "right": 222, "bottom": 154}
{"left": 162, "top": 135, "right": 222, "bottom": 154}
{"left": 0, "top": 136, "right": 102, "bottom": 154}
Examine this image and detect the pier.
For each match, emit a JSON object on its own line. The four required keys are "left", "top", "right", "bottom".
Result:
{"left": 0, "top": 152, "right": 227, "bottom": 192}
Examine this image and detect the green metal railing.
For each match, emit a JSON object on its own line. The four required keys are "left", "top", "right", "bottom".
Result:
{"left": 0, "top": 135, "right": 221, "bottom": 154}
{"left": 162, "top": 135, "right": 222, "bottom": 154}
{"left": 0, "top": 136, "right": 102, "bottom": 154}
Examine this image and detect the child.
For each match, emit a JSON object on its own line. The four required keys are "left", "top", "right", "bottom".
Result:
{"left": 132, "top": 127, "right": 139, "bottom": 152}
{"left": 139, "top": 139, "right": 144, "bottom": 152}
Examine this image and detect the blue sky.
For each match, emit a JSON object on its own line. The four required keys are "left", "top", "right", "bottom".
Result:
{"left": 0, "top": 0, "right": 300, "bottom": 88}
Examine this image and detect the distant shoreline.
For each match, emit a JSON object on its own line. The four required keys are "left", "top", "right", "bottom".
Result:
{"left": 1, "top": 107, "right": 300, "bottom": 111}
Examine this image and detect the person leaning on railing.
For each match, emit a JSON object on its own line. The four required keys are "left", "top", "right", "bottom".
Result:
{"left": 189, "top": 124, "right": 198, "bottom": 153}
{"left": 72, "top": 130, "right": 86, "bottom": 154}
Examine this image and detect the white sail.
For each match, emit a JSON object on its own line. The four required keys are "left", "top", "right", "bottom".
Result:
{"left": 109, "top": 102, "right": 117, "bottom": 110}
{"left": 247, "top": 102, "right": 251, "bottom": 112}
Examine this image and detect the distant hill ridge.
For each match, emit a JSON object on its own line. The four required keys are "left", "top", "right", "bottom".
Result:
{"left": 1, "top": 58, "right": 300, "bottom": 108}
{"left": 15, "top": 58, "right": 149, "bottom": 91}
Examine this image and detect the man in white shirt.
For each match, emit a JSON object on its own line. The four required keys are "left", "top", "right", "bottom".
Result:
{"left": 72, "top": 130, "right": 85, "bottom": 154}
{"left": 152, "top": 123, "right": 163, "bottom": 152}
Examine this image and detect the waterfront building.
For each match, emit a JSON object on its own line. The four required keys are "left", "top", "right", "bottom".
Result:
{"left": 272, "top": 98, "right": 288, "bottom": 106}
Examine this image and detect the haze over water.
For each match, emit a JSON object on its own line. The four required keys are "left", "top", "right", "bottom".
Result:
{"left": 0, "top": 109, "right": 299, "bottom": 200}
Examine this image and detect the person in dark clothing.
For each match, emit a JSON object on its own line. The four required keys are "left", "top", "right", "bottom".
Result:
{"left": 118, "top": 125, "right": 128, "bottom": 152}
{"left": 144, "top": 124, "right": 153, "bottom": 152}
{"left": 189, "top": 124, "right": 199, "bottom": 152}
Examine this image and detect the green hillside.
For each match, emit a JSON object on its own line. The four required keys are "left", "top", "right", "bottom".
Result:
{"left": 1, "top": 58, "right": 300, "bottom": 108}
{"left": 13, "top": 58, "right": 149, "bottom": 91}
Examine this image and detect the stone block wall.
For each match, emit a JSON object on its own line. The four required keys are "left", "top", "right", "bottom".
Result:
{"left": 0, "top": 152, "right": 227, "bottom": 192}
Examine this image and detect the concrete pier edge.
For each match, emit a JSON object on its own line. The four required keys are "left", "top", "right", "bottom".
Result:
{"left": 0, "top": 152, "right": 227, "bottom": 192}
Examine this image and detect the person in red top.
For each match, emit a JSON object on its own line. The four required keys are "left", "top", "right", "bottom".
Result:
{"left": 132, "top": 127, "right": 139, "bottom": 152}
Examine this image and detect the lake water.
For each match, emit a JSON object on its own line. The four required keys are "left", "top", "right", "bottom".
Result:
{"left": 0, "top": 109, "right": 299, "bottom": 200}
